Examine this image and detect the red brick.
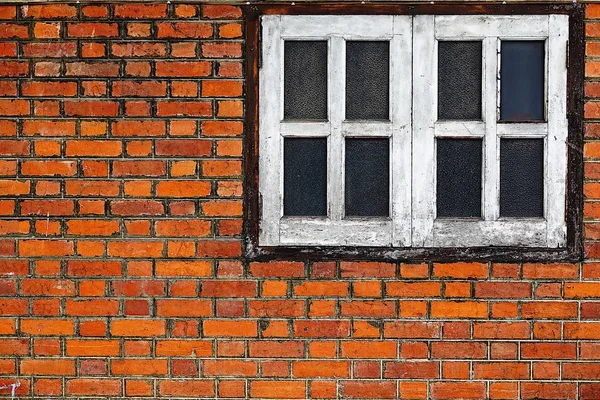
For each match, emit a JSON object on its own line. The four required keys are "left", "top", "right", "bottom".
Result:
{"left": 341, "top": 341, "right": 397, "bottom": 359}
{"left": 522, "top": 302, "right": 577, "bottom": 319}
{"left": 160, "top": 380, "right": 214, "bottom": 397}
{"left": 19, "top": 240, "right": 73, "bottom": 257}
{"left": 156, "top": 299, "right": 212, "bottom": 317}
{"left": 432, "top": 342, "right": 487, "bottom": 359}
{"left": 65, "top": 299, "right": 119, "bottom": 317}
{"left": 157, "top": 22, "right": 212, "bottom": 38}
{"left": 22, "top": 120, "right": 76, "bottom": 136}
{"left": 155, "top": 61, "right": 212, "bottom": 77}
{"left": 563, "top": 363, "right": 600, "bottom": 379}
{"left": 112, "top": 359, "right": 167, "bottom": 376}
{"left": 156, "top": 139, "right": 212, "bottom": 157}
{"left": 249, "top": 341, "right": 304, "bottom": 358}
{"left": 293, "top": 360, "right": 349, "bottom": 378}
{"left": 201, "top": 120, "right": 243, "bottom": 136}
{"left": 65, "top": 100, "right": 119, "bottom": 117}
{"left": 0, "top": 6, "right": 16, "bottom": 19}
{"left": 0, "top": 339, "right": 28, "bottom": 355}
{"left": 523, "top": 263, "right": 579, "bottom": 279}
{"left": 112, "top": 42, "right": 166, "bottom": 57}
{"left": 111, "top": 319, "right": 165, "bottom": 337}
{"left": 112, "top": 81, "right": 167, "bottom": 97}
{"left": 111, "top": 120, "right": 166, "bottom": 137}
{"left": 156, "top": 181, "right": 211, "bottom": 197}
{"left": 294, "top": 281, "right": 348, "bottom": 296}
{"left": 155, "top": 340, "right": 212, "bottom": 357}
{"left": 521, "top": 343, "right": 577, "bottom": 360}
{"left": 107, "top": 241, "right": 163, "bottom": 258}
{"left": 249, "top": 300, "right": 304, "bottom": 317}
{"left": 22, "top": 279, "right": 75, "bottom": 296}
{"left": 0, "top": 61, "right": 28, "bottom": 77}
{"left": 431, "top": 301, "right": 488, "bottom": 318}
{"left": 202, "top": 80, "right": 243, "bottom": 97}
{"left": 204, "top": 360, "right": 257, "bottom": 377}
{"left": 21, "top": 4, "right": 77, "bottom": 18}
{"left": 203, "top": 320, "right": 257, "bottom": 337}
{"left": 434, "top": 262, "right": 489, "bottom": 278}
{"left": 250, "top": 261, "right": 305, "bottom": 278}
{"left": 67, "top": 23, "right": 119, "bottom": 37}
{"left": 384, "top": 322, "right": 441, "bottom": 338}
{"left": 294, "top": 320, "right": 350, "bottom": 338}
{"left": 0, "top": 100, "right": 29, "bottom": 116}
{"left": 521, "top": 382, "right": 577, "bottom": 400}
{"left": 475, "top": 282, "right": 531, "bottom": 298}
{"left": 65, "top": 61, "right": 119, "bottom": 77}
{"left": 22, "top": 81, "right": 77, "bottom": 97}
{"left": 431, "top": 382, "right": 486, "bottom": 399}
{"left": 203, "top": 5, "right": 242, "bottom": 18}
{"left": 23, "top": 42, "right": 77, "bottom": 58}
{"left": 65, "top": 340, "right": 119, "bottom": 357}
{"left": 114, "top": 4, "right": 167, "bottom": 19}
{"left": 384, "top": 361, "right": 439, "bottom": 379}
{"left": 21, "top": 359, "right": 75, "bottom": 375}
{"left": 66, "top": 379, "right": 121, "bottom": 396}
{"left": 386, "top": 281, "right": 440, "bottom": 297}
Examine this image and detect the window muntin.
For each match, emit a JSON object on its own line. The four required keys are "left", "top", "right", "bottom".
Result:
{"left": 259, "top": 14, "right": 568, "bottom": 249}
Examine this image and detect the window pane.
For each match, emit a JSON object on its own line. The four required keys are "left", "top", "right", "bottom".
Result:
{"left": 438, "top": 41, "right": 482, "bottom": 120}
{"left": 500, "top": 41, "right": 545, "bottom": 121}
{"left": 345, "top": 138, "right": 389, "bottom": 217}
{"left": 284, "top": 138, "right": 327, "bottom": 216}
{"left": 284, "top": 41, "right": 328, "bottom": 120}
{"left": 346, "top": 41, "right": 389, "bottom": 120}
{"left": 436, "top": 139, "right": 482, "bottom": 218}
{"left": 500, "top": 139, "right": 544, "bottom": 217}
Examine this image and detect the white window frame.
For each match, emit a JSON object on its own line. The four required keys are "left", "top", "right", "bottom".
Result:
{"left": 413, "top": 15, "right": 568, "bottom": 248}
{"left": 259, "top": 14, "right": 568, "bottom": 249}
{"left": 259, "top": 15, "right": 412, "bottom": 247}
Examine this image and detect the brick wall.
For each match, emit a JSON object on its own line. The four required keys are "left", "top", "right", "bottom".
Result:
{"left": 0, "top": 2, "right": 596, "bottom": 399}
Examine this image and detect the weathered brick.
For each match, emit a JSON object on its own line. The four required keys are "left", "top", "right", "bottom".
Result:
{"left": 114, "top": 4, "right": 167, "bottom": 19}
{"left": 156, "top": 22, "right": 212, "bottom": 38}
{"left": 21, "top": 4, "right": 77, "bottom": 19}
{"left": 67, "top": 23, "right": 119, "bottom": 37}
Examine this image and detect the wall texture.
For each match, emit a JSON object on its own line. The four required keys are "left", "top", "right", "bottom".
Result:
{"left": 0, "top": 2, "right": 596, "bottom": 399}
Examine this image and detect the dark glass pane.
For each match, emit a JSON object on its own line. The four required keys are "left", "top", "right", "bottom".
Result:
{"left": 436, "top": 139, "right": 482, "bottom": 218}
{"left": 284, "top": 138, "right": 327, "bottom": 216}
{"left": 438, "top": 41, "right": 482, "bottom": 120}
{"left": 500, "top": 139, "right": 544, "bottom": 217}
{"left": 346, "top": 41, "right": 389, "bottom": 120}
{"left": 345, "top": 138, "right": 389, "bottom": 217}
{"left": 500, "top": 41, "right": 545, "bottom": 121}
{"left": 284, "top": 41, "right": 328, "bottom": 120}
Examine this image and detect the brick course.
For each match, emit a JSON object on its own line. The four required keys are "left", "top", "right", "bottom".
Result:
{"left": 0, "top": 2, "right": 596, "bottom": 399}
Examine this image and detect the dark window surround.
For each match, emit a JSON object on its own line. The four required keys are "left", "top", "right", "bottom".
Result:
{"left": 243, "top": 3, "right": 584, "bottom": 262}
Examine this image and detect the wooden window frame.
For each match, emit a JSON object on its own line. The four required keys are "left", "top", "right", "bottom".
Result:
{"left": 244, "top": 3, "right": 584, "bottom": 262}
{"left": 413, "top": 14, "right": 568, "bottom": 248}
{"left": 259, "top": 15, "right": 412, "bottom": 248}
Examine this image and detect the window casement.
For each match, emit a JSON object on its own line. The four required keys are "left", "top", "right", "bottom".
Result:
{"left": 252, "top": 9, "right": 581, "bottom": 256}
{"left": 413, "top": 15, "right": 568, "bottom": 248}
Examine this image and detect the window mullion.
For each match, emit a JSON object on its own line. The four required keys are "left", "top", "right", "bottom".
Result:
{"left": 391, "top": 16, "right": 413, "bottom": 247}
{"left": 411, "top": 15, "right": 436, "bottom": 246}
{"left": 483, "top": 36, "right": 500, "bottom": 222}
{"left": 328, "top": 35, "right": 345, "bottom": 222}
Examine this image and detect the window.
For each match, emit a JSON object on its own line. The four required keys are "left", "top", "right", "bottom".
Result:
{"left": 251, "top": 9, "right": 580, "bottom": 255}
